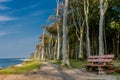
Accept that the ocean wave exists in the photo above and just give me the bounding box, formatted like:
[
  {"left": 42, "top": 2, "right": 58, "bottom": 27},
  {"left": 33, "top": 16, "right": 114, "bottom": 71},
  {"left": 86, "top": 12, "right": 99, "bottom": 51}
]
[{"left": 19, "top": 59, "right": 30, "bottom": 61}]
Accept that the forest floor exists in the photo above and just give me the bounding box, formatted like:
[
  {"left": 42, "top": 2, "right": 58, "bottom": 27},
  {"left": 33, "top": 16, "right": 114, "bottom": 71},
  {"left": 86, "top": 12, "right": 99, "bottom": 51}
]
[{"left": 0, "top": 62, "right": 120, "bottom": 80}]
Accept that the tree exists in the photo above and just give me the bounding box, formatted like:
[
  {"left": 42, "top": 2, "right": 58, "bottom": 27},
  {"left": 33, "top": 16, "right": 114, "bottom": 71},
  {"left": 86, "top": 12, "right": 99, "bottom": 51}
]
[
  {"left": 61, "top": 0, "right": 71, "bottom": 67},
  {"left": 30, "top": 0, "right": 120, "bottom": 62},
  {"left": 99, "top": 0, "right": 108, "bottom": 55},
  {"left": 84, "top": 0, "right": 91, "bottom": 57},
  {"left": 56, "top": 0, "right": 61, "bottom": 60},
  {"left": 69, "top": 0, "right": 85, "bottom": 59},
  {"left": 41, "top": 29, "right": 45, "bottom": 60}
]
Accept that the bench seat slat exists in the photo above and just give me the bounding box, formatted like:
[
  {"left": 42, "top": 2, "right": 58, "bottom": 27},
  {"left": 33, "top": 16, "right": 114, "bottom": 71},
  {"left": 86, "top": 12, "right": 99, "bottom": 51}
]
[
  {"left": 89, "top": 55, "right": 114, "bottom": 59},
  {"left": 88, "top": 59, "right": 112, "bottom": 62},
  {"left": 85, "top": 64, "right": 108, "bottom": 67}
]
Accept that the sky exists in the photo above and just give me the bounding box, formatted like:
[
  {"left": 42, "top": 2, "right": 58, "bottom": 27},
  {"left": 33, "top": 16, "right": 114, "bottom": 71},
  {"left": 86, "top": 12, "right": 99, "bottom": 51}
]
[{"left": 0, "top": 0, "right": 56, "bottom": 58}]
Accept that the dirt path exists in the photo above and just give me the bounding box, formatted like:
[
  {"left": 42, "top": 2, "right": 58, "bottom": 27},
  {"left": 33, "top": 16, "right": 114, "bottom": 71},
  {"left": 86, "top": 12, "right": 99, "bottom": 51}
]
[{"left": 0, "top": 62, "right": 119, "bottom": 80}]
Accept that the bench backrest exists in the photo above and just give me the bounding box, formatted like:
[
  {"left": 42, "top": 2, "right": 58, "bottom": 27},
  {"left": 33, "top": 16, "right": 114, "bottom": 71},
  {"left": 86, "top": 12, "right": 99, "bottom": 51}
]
[{"left": 88, "top": 54, "right": 114, "bottom": 63}]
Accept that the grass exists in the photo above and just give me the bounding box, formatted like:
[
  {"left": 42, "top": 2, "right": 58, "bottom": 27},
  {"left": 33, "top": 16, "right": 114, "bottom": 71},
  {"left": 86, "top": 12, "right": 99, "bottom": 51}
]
[
  {"left": 50, "top": 60, "right": 61, "bottom": 65},
  {"left": 0, "top": 60, "right": 41, "bottom": 74},
  {"left": 112, "top": 73, "right": 120, "bottom": 76},
  {"left": 70, "top": 59, "right": 86, "bottom": 68},
  {"left": 51, "top": 59, "right": 120, "bottom": 75},
  {"left": 50, "top": 59, "right": 87, "bottom": 68},
  {"left": 111, "top": 60, "right": 120, "bottom": 66}
]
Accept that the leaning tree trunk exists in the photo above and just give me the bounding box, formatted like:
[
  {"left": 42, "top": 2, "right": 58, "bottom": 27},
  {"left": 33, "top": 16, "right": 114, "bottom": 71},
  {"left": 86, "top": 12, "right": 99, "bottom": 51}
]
[
  {"left": 56, "top": 0, "right": 61, "bottom": 60},
  {"left": 99, "top": 0, "right": 108, "bottom": 55},
  {"left": 70, "top": 4, "right": 84, "bottom": 59},
  {"left": 84, "top": 0, "right": 91, "bottom": 57},
  {"left": 61, "top": 0, "right": 71, "bottom": 68}
]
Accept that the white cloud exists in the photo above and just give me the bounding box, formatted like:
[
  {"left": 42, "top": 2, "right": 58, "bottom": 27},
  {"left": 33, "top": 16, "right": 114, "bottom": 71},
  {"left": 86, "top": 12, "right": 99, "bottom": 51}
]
[
  {"left": 0, "top": 31, "right": 19, "bottom": 37},
  {"left": 0, "top": 32, "right": 9, "bottom": 37},
  {"left": 22, "top": 3, "right": 40, "bottom": 10},
  {"left": 0, "top": 16, "right": 16, "bottom": 21},
  {"left": 0, "top": 5, "right": 10, "bottom": 10},
  {"left": 0, "top": 0, "right": 12, "bottom": 3}
]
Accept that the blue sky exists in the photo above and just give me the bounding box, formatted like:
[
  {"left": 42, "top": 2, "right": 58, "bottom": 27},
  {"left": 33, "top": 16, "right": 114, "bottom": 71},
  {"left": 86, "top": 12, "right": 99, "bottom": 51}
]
[{"left": 0, "top": 0, "right": 56, "bottom": 58}]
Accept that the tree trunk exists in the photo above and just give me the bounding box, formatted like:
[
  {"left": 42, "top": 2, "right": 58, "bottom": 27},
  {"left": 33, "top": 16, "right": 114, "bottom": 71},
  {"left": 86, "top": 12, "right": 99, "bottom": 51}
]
[
  {"left": 70, "top": 4, "right": 84, "bottom": 59},
  {"left": 99, "top": 0, "right": 108, "bottom": 55},
  {"left": 34, "top": 50, "right": 38, "bottom": 59},
  {"left": 54, "top": 39, "right": 57, "bottom": 60},
  {"left": 79, "top": 27, "right": 84, "bottom": 59},
  {"left": 112, "top": 39, "right": 115, "bottom": 55},
  {"left": 116, "top": 33, "right": 119, "bottom": 59},
  {"left": 56, "top": 0, "right": 61, "bottom": 60},
  {"left": 61, "top": 0, "right": 71, "bottom": 68},
  {"left": 84, "top": 0, "right": 91, "bottom": 57},
  {"left": 38, "top": 46, "right": 41, "bottom": 60},
  {"left": 104, "top": 26, "right": 107, "bottom": 54},
  {"left": 41, "top": 32, "right": 45, "bottom": 60},
  {"left": 48, "top": 35, "right": 52, "bottom": 59},
  {"left": 99, "top": 11, "right": 104, "bottom": 55},
  {"left": 51, "top": 35, "right": 54, "bottom": 59}
]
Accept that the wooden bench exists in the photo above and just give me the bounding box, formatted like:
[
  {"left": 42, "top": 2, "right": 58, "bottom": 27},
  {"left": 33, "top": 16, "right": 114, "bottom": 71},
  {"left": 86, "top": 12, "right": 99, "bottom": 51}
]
[{"left": 85, "top": 54, "right": 114, "bottom": 74}]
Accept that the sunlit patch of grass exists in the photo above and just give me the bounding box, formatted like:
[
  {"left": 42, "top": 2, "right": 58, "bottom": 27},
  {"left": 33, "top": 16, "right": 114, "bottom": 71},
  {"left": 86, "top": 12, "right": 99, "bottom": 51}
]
[
  {"left": 50, "top": 60, "right": 61, "bottom": 65},
  {"left": 0, "top": 60, "right": 41, "bottom": 74},
  {"left": 50, "top": 59, "right": 87, "bottom": 68},
  {"left": 70, "top": 59, "right": 86, "bottom": 68}
]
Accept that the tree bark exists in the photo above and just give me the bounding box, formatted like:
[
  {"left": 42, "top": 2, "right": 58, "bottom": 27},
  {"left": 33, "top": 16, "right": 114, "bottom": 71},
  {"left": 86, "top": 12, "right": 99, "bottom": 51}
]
[
  {"left": 116, "top": 33, "right": 119, "bottom": 58},
  {"left": 41, "top": 32, "right": 45, "bottom": 60},
  {"left": 99, "top": 0, "right": 108, "bottom": 55},
  {"left": 56, "top": 0, "right": 61, "bottom": 60},
  {"left": 34, "top": 50, "right": 38, "bottom": 59},
  {"left": 54, "top": 39, "right": 57, "bottom": 60},
  {"left": 79, "top": 27, "right": 84, "bottom": 59},
  {"left": 84, "top": 0, "right": 91, "bottom": 57},
  {"left": 48, "top": 35, "right": 52, "bottom": 59},
  {"left": 61, "top": 0, "right": 71, "bottom": 68}
]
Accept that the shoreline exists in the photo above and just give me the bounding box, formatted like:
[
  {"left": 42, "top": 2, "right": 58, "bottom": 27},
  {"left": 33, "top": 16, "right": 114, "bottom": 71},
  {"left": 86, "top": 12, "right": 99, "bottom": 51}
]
[
  {"left": 14, "top": 59, "right": 32, "bottom": 67},
  {"left": 0, "top": 60, "right": 40, "bottom": 74},
  {"left": 0, "top": 58, "right": 31, "bottom": 69}
]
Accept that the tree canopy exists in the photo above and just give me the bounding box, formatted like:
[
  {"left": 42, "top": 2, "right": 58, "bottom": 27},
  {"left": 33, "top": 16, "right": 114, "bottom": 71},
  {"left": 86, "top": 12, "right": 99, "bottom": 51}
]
[{"left": 31, "top": 0, "right": 120, "bottom": 63}]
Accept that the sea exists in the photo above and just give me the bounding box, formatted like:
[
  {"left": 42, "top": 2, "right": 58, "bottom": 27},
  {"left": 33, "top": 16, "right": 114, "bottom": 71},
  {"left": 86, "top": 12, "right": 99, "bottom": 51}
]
[{"left": 0, "top": 58, "right": 25, "bottom": 68}]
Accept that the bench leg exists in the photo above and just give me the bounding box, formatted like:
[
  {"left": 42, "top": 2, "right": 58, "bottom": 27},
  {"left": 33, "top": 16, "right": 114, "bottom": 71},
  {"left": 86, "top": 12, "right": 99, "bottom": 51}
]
[
  {"left": 86, "top": 66, "right": 93, "bottom": 72},
  {"left": 89, "top": 67, "right": 92, "bottom": 71},
  {"left": 98, "top": 67, "right": 105, "bottom": 75},
  {"left": 98, "top": 67, "right": 101, "bottom": 74}
]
